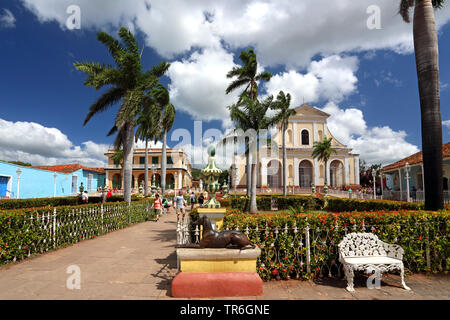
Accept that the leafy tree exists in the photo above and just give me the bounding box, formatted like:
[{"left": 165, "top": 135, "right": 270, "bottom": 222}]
[
  {"left": 229, "top": 94, "right": 277, "bottom": 213},
  {"left": 74, "top": 26, "right": 169, "bottom": 202},
  {"left": 270, "top": 91, "right": 296, "bottom": 196},
  {"left": 312, "top": 137, "right": 337, "bottom": 187},
  {"left": 399, "top": 0, "right": 445, "bottom": 210},
  {"left": 226, "top": 48, "right": 272, "bottom": 198}
]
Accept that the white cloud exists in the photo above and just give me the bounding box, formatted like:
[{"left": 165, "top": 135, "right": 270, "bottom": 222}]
[
  {"left": 264, "top": 55, "right": 359, "bottom": 106},
  {"left": 0, "top": 118, "right": 109, "bottom": 167},
  {"left": 20, "top": 0, "right": 450, "bottom": 67},
  {"left": 443, "top": 120, "right": 450, "bottom": 132},
  {"left": 0, "top": 9, "right": 16, "bottom": 28},
  {"left": 167, "top": 47, "right": 240, "bottom": 124},
  {"left": 316, "top": 103, "right": 419, "bottom": 165}
]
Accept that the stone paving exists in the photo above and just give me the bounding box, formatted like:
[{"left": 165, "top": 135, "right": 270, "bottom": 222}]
[{"left": 0, "top": 208, "right": 448, "bottom": 300}]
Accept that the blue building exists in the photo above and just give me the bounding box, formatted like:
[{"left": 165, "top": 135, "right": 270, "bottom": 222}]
[{"left": 0, "top": 162, "right": 105, "bottom": 199}]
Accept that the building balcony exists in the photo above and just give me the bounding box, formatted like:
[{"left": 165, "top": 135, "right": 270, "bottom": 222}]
[{"left": 106, "top": 164, "right": 189, "bottom": 170}]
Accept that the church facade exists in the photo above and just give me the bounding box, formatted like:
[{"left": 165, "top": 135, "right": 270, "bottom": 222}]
[{"left": 232, "top": 104, "right": 360, "bottom": 190}]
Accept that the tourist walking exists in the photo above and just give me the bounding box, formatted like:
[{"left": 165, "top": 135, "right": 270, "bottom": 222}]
[
  {"left": 198, "top": 193, "right": 204, "bottom": 208},
  {"left": 152, "top": 194, "right": 163, "bottom": 222},
  {"left": 81, "top": 191, "right": 89, "bottom": 204},
  {"left": 190, "top": 192, "right": 196, "bottom": 211},
  {"left": 175, "top": 190, "right": 186, "bottom": 223}
]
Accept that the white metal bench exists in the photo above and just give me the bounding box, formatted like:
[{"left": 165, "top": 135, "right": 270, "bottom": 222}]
[{"left": 338, "top": 232, "right": 411, "bottom": 292}]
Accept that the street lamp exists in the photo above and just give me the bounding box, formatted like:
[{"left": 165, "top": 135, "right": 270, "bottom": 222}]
[
  {"left": 405, "top": 162, "right": 411, "bottom": 202},
  {"left": 372, "top": 168, "right": 376, "bottom": 199},
  {"left": 53, "top": 172, "right": 58, "bottom": 197},
  {"left": 380, "top": 172, "right": 384, "bottom": 200},
  {"left": 16, "top": 168, "right": 22, "bottom": 199}
]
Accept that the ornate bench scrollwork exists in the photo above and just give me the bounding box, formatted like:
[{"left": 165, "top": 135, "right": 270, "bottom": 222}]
[{"left": 338, "top": 232, "right": 411, "bottom": 292}]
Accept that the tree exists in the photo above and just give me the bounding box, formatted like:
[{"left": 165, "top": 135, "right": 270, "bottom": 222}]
[
  {"left": 159, "top": 103, "right": 176, "bottom": 197},
  {"left": 229, "top": 94, "right": 277, "bottom": 213},
  {"left": 399, "top": 0, "right": 445, "bottom": 210},
  {"left": 312, "top": 137, "right": 337, "bottom": 187},
  {"left": 270, "top": 91, "right": 297, "bottom": 196},
  {"left": 74, "top": 26, "right": 169, "bottom": 202},
  {"left": 226, "top": 48, "right": 272, "bottom": 198},
  {"left": 135, "top": 103, "right": 161, "bottom": 196}
]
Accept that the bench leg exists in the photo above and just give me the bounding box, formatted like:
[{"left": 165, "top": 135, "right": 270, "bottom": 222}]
[
  {"left": 343, "top": 265, "right": 354, "bottom": 292},
  {"left": 400, "top": 265, "right": 411, "bottom": 291}
]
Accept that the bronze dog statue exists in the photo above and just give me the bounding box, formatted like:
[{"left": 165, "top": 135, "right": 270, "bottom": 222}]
[{"left": 177, "top": 216, "right": 255, "bottom": 250}]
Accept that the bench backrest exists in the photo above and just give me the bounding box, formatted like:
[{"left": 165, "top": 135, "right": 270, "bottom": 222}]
[{"left": 338, "top": 232, "right": 387, "bottom": 258}]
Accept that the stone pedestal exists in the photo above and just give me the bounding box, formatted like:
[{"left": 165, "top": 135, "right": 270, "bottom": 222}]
[
  {"left": 197, "top": 208, "right": 226, "bottom": 231},
  {"left": 172, "top": 248, "right": 263, "bottom": 298}
]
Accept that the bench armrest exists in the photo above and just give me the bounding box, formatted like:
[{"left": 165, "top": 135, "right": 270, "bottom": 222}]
[{"left": 382, "top": 242, "right": 404, "bottom": 260}]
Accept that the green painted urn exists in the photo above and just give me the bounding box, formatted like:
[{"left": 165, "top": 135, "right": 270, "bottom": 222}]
[{"left": 201, "top": 146, "right": 222, "bottom": 208}]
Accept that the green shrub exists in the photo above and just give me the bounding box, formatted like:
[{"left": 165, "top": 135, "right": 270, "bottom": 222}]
[
  {"left": 326, "top": 198, "right": 423, "bottom": 212},
  {"left": 223, "top": 208, "right": 449, "bottom": 280},
  {"left": 0, "top": 200, "right": 154, "bottom": 265},
  {"left": 0, "top": 195, "right": 142, "bottom": 210}
]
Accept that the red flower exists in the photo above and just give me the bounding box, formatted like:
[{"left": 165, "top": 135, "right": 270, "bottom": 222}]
[
  {"left": 315, "top": 267, "right": 319, "bottom": 272},
  {"left": 418, "top": 236, "right": 422, "bottom": 241},
  {"left": 283, "top": 269, "right": 287, "bottom": 273},
  {"left": 272, "top": 269, "right": 278, "bottom": 275}
]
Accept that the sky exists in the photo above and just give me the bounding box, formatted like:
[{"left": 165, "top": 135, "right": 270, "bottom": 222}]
[{"left": 0, "top": 0, "right": 449, "bottom": 169}]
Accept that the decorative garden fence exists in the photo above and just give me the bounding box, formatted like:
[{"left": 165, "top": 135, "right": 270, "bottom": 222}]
[
  {"left": 0, "top": 201, "right": 154, "bottom": 265},
  {"left": 177, "top": 216, "right": 448, "bottom": 280}
]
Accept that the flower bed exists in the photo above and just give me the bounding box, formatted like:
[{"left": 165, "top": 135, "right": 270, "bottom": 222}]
[
  {"left": 222, "top": 208, "right": 449, "bottom": 280},
  {"left": 0, "top": 200, "right": 155, "bottom": 265}
]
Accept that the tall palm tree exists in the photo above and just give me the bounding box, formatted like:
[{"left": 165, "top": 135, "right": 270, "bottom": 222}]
[
  {"left": 226, "top": 48, "right": 272, "bottom": 197},
  {"left": 399, "top": 0, "right": 445, "bottom": 210},
  {"left": 312, "top": 137, "right": 337, "bottom": 188},
  {"left": 229, "top": 94, "right": 276, "bottom": 213},
  {"left": 270, "top": 91, "right": 297, "bottom": 196},
  {"left": 74, "top": 26, "right": 169, "bottom": 202},
  {"left": 135, "top": 103, "right": 161, "bottom": 196},
  {"left": 160, "top": 103, "right": 176, "bottom": 197}
]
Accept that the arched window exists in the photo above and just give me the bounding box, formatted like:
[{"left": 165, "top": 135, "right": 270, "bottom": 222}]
[{"left": 301, "top": 130, "right": 309, "bottom": 145}]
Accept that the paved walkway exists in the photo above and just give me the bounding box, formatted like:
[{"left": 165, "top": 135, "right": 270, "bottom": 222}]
[{"left": 0, "top": 209, "right": 448, "bottom": 300}]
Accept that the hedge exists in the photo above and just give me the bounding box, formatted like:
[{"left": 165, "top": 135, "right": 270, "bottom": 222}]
[
  {"left": 222, "top": 208, "right": 448, "bottom": 280},
  {"left": 0, "top": 195, "right": 143, "bottom": 210},
  {"left": 0, "top": 200, "right": 155, "bottom": 265},
  {"left": 217, "top": 195, "right": 428, "bottom": 213}
]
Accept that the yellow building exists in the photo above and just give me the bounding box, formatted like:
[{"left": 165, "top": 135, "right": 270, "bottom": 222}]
[
  {"left": 104, "top": 148, "right": 192, "bottom": 191},
  {"left": 232, "top": 104, "right": 360, "bottom": 190}
]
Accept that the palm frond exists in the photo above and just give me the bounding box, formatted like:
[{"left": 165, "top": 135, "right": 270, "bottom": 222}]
[{"left": 83, "top": 87, "right": 124, "bottom": 125}]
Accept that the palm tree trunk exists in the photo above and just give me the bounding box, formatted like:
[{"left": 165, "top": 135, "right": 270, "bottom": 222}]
[
  {"left": 245, "top": 136, "right": 251, "bottom": 197},
  {"left": 161, "top": 129, "right": 167, "bottom": 197},
  {"left": 282, "top": 122, "right": 287, "bottom": 196},
  {"left": 144, "top": 139, "right": 148, "bottom": 197},
  {"left": 250, "top": 139, "right": 258, "bottom": 214},
  {"left": 122, "top": 121, "right": 134, "bottom": 203},
  {"left": 413, "top": 0, "right": 443, "bottom": 210}
]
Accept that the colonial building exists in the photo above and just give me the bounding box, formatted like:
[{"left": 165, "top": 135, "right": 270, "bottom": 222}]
[
  {"left": 232, "top": 104, "right": 360, "bottom": 190},
  {"left": 104, "top": 148, "right": 192, "bottom": 191},
  {"left": 381, "top": 142, "right": 450, "bottom": 201}
]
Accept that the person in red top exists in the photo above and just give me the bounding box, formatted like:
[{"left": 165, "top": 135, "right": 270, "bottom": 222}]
[{"left": 152, "top": 193, "right": 163, "bottom": 222}]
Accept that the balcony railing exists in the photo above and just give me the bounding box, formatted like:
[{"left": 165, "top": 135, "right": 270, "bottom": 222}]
[{"left": 106, "top": 163, "right": 188, "bottom": 170}]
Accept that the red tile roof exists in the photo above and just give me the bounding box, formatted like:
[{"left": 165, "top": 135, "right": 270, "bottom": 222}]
[
  {"left": 31, "top": 164, "right": 105, "bottom": 175},
  {"left": 381, "top": 142, "right": 450, "bottom": 172}
]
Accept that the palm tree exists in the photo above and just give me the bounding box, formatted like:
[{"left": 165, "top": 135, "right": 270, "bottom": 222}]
[
  {"left": 160, "top": 103, "right": 176, "bottom": 197},
  {"left": 399, "top": 0, "right": 445, "bottom": 210},
  {"left": 135, "top": 103, "right": 162, "bottom": 196},
  {"left": 312, "top": 137, "right": 337, "bottom": 188},
  {"left": 74, "top": 26, "right": 169, "bottom": 202},
  {"left": 271, "top": 91, "right": 297, "bottom": 196},
  {"left": 226, "top": 48, "right": 272, "bottom": 197},
  {"left": 229, "top": 94, "right": 276, "bottom": 213}
]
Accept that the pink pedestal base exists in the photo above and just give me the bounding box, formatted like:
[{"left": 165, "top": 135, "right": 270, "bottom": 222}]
[{"left": 171, "top": 272, "right": 263, "bottom": 298}]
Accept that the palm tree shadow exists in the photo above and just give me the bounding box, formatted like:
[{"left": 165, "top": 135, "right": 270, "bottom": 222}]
[
  {"left": 313, "top": 273, "right": 401, "bottom": 290},
  {"left": 152, "top": 251, "right": 178, "bottom": 296}
]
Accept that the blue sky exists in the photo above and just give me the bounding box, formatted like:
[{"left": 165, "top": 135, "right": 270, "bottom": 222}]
[{"left": 0, "top": 0, "right": 449, "bottom": 168}]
